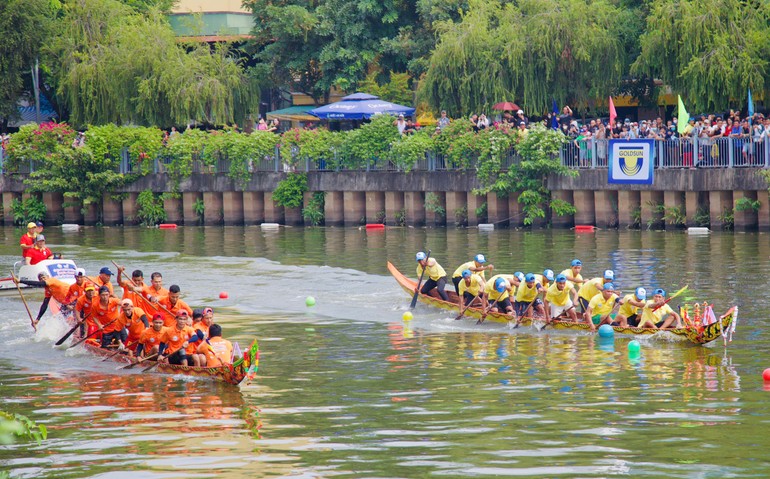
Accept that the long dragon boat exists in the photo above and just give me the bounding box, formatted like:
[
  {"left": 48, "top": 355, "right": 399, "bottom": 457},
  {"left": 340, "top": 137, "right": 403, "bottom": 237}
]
[
  {"left": 388, "top": 261, "right": 735, "bottom": 346},
  {"left": 78, "top": 338, "right": 259, "bottom": 386}
]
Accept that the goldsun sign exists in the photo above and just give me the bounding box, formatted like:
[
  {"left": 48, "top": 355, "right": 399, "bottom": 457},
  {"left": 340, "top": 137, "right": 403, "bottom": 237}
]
[{"left": 608, "top": 139, "right": 654, "bottom": 185}]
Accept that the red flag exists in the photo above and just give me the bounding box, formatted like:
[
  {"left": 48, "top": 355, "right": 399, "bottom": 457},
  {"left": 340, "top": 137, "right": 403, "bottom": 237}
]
[{"left": 608, "top": 96, "right": 617, "bottom": 127}]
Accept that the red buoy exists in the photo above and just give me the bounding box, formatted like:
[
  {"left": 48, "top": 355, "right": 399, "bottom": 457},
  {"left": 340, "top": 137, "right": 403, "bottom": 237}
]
[
  {"left": 574, "top": 225, "right": 596, "bottom": 233},
  {"left": 219, "top": 291, "right": 229, "bottom": 299},
  {"left": 365, "top": 224, "right": 385, "bottom": 230},
  {"left": 159, "top": 224, "right": 178, "bottom": 229}
]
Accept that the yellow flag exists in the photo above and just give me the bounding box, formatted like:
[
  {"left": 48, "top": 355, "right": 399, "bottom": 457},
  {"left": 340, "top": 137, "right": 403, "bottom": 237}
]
[{"left": 677, "top": 95, "right": 689, "bottom": 134}]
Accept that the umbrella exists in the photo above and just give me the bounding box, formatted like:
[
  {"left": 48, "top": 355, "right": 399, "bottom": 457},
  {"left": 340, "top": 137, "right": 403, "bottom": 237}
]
[
  {"left": 309, "top": 94, "right": 415, "bottom": 120},
  {"left": 493, "top": 102, "right": 520, "bottom": 111}
]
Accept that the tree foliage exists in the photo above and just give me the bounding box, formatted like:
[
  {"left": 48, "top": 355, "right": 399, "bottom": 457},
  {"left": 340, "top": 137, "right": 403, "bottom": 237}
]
[
  {"left": 418, "top": 0, "right": 627, "bottom": 117},
  {"left": 45, "top": 0, "right": 259, "bottom": 128},
  {"left": 633, "top": 0, "right": 770, "bottom": 112},
  {"left": 0, "top": 0, "right": 56, "bottom": 127}
]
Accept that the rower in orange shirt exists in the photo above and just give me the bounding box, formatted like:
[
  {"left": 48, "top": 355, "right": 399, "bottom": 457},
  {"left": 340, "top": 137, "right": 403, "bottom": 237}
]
[
  {"left": 115, "top": 265, "right": 149, "bottom": 306},
  {"left": 159, "top": 312, "right": 202, "bottom": 366},
  {"left": 90, "top": 286, "right": 123, "bottom": 348},
  {"left": 194, "top": 324, "right": 233, "bottom": 367},
  {"left": 191, "top": 307, "right": 214, "bottom": 338},
  {"left": 91, "top": 267, "right": 115, "bottom": 296},
  {"left": 143, "top": 272, "right": 169, "bottom": 301},
  {"left": 19, "top": 272, "right": 71, "bottom": 325},
  {"left": 118, "top": 299, "right": 148, "bottom": 351},
  {"left": 19, "top": 222, "right": 37, "bottom": 261},
  {"left": 75, "top": 285, "right": 97, "bottom": 337},
  {"left": 64, "top": 269, "right": 88, "bottom": 305},
  {"left": 157, "top": 284, "right": 193, "bottom": 327},
  {"left": 136, "top": 314, "right": 168, "bottom": 358}
]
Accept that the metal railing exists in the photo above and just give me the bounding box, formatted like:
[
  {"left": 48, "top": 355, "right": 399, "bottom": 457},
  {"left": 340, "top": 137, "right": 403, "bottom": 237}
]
[{"left": 559, "top": 137, "right": 770, "bottom": 169}]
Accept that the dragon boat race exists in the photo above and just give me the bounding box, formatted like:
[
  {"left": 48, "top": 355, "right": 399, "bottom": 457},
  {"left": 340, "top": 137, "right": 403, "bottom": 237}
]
[{"left": 1, "top": 225, "right": 769, "bottom": 478}]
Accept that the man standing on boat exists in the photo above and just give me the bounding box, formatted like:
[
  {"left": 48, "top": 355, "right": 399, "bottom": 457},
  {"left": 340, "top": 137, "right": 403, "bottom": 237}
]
[
  {"left": 19, "top": 222, "right": 37, "bottom": 261},
  {"left": 577, "top": 270, "right": 615, "bottom": 316},
  {"left": 415, "top": 252, "right": 449, "bottom": 301},
  {"left": 451, "top": 254, "right": 494, "bottom": 293},
  {"left": 544, "top": 274, "right": 579, "bottom": 323}
]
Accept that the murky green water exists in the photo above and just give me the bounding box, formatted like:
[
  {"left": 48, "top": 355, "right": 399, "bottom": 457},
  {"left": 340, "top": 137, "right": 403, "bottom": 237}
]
[{"left": 1, "top": 226, "right": 769, "bottom": 478}]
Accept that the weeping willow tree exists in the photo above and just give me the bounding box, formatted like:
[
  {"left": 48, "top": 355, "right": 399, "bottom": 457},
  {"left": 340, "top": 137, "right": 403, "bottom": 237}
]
[
  {"left": 417, "top": 0, "right": 626, "bottom": 116},
  {"left": 633, "top": 0, "right": 770, "bottom": 112},
  {"left": 45, "top": 0, "right": 259, "bottom": 127}
]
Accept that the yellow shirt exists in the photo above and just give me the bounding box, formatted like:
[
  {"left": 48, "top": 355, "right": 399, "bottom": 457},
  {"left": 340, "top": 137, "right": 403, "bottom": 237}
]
[
  {"left": 545, "top": 283, "right": 573, "bottom": 307},
  {"left": 458, "top": 274, "right": 484, "bottom": 297},
  {"left": 484, "top": 274, "right": 512, "bottom": 302},
  {"left": 452, "top": 261, "right": 486, "bottom": 279},
  {"left": 618, "top": 293, "right": 642, "bottom": 318},
  {"left": 560, "top": 268, "right": 582, "bottom": 284},
  {"left": 515, "top": 282, "right": 539, "bottom": 303},
  {"left": 640, "top": 301, "right": 675, "bottom": 325},
  {"left": 588, "top": 292, "right": 619, "bottom": 316},
  {"left": 534, "top": 274, "right": 551, "bottom": 291},
  {"left": 417, "top": 259, "right": 446, "bottom": 281},
  {"left": 578, "top": 278, "right": 604, "bottom": 301}
]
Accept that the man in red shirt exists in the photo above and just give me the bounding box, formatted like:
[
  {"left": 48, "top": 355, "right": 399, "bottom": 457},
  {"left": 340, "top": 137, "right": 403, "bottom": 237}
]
[
  {"left": 27, "top": 235, "right": 53, "bottom": 265},
  {"left": 19, "top": 222, "right": 36, "bottom": 260}
]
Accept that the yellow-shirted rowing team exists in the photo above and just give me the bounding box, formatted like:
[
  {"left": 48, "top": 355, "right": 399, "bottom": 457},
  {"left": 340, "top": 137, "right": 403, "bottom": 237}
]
[{"left": 414, "top": 252, "right": 682, "bottom": 330}]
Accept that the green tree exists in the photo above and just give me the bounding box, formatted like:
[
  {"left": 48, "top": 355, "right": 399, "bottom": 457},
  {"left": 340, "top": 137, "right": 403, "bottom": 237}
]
[
  {"left": 633, "top": 0, "right": 770, "bottom": 112},
  {"left": 0, "top": 0, "right": 56, "bottom": 130},
  {"left": 418, "top": 0, "right": 627, "bottom": 117},
  {"left": 45, "top": 0, "right": 259, "bottom": 128}
]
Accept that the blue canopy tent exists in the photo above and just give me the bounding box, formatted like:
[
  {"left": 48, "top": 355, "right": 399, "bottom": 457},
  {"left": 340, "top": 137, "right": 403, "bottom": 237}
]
[{"left": 309, "top": 93, "right": 415, "bottom": 120}]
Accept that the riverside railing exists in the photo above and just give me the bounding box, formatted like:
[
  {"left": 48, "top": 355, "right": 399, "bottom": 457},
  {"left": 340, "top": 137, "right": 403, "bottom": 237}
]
[
  {"left": 4, "top": 139, "right": 770, "bottom": 176},
  {"left": 559, "top": 137, "right": 770, "bottom": 169}
]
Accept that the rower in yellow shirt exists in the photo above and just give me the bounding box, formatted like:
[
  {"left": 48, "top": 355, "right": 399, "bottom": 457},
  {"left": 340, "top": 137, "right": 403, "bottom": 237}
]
[
  {"left": 616, "top": 287, "right": 648, "bottom": 327},
  {"left": 585, "top": 283, "right": 620, "bottom": 331},
  {"left": 456, "top": 269, "right": 486, "bottom": 310},
  {"left": 544, "top": 274, "right": 579, "bottom": 323},
  {"left": 637, "top": 289, "right": 682, "bottom": 329},
  {"left": 483, "top": 276, "right": 515, "bottom": 318},
  {"left": 451, "top": 254, "right": 494, "bottom": 293},
  {"left": 415, "top": 252, "right": 449, "bottom": 301},
  {"left": 514, "top": 273, "right": 547, "bottom": 318},
  {"left": 560, "top": 259, "right": 585, "bottom": 286},
  {"left": 534, "top": 269, "right": 555, "bottom": 292},
  {"left": 577, "top": 269, "right": 614, "bottom": 313}
]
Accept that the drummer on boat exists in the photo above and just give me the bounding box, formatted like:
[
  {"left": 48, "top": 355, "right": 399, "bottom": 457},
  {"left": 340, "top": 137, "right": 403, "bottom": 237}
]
[
  {"left": 415, "top": 252, "right": 449, "bottom": 301},
  {"left": 451, "top": 254, "right": 494, "bottom": 293}
]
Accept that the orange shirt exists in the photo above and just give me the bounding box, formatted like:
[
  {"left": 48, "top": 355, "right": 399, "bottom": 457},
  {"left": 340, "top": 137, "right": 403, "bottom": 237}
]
[
  {"left": 123, "top": 307, "right": 148, "bottom": 344},
  {"left": 91, "top": 297, "right": 122, "bottom": 333},
  {"left": 90, "top": 276, "right": 114, "bottom": 296},
  {"left": 196, "top": 337, "right": 233, "bottom": 367},
  {"left": 43, "top": 278, "right": 71, "bottom": 304},
  {"left": 190, "top": 322, "right": 209, "bottom": 338},
  {"left": 139, "top": 326, "right": 169, "bottom": 353},
  {"left": 157, "top": 296, "right": 193, "bottom": 327},
  {"left": 162, "top": 325, "right": 196, "bottom": 354},
  {"left": 65, "top": 282, "right": 86, "bottom": 304}
]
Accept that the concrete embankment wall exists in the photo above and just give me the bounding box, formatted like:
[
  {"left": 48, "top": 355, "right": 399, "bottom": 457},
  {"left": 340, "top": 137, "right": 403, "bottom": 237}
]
[{"left": 1, "top": 169, "right": 768, "bottom": 230}]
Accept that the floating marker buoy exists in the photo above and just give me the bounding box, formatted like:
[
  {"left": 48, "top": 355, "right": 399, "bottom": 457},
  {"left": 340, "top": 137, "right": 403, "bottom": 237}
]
[
  {"left": 628, "top": 340, "right": 641, "bottom": 354},
  {"left": 159, "top": 223, "right": 177, "bottom": 229},
  {"left": 687, "top": 227, "right": 710, "bottom": 235},
  {"left": 402, "top": 311, "right": 413, "bottom": 321},
  {"left": 61, "top": 224, "right": 80, "bottom": 231},
  {"left": 764, "top": 368, "right": 770, "bottom": 382},
  {"left": 365, "top": 224, "right": 385, "bottom": 229},
  {"left": 478, "top": 223, "right": 495, "bottom": 231},
  {"left": 306, "top": 296, "right": 316, "bottom": 307},
  {"left": 598, "top": 324, "right": 615, "bottom": 338},
  {"left": 574, "top": 225, "right": 596, "bottom": 232},
  {"left": 260, "top": 223, "right": 280, "bottom": 230},
  {"left": 219, "top": 291, "right": 229, "bottom": 299}
]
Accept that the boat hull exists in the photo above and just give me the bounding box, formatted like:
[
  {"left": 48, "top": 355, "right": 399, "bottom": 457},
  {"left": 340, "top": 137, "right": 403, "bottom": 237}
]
[
  {"left": 387, "top": 261, "right": 734, "bottom": 345},
  {"left": 80, "top": 339, "right": 258, "bottom": 386}
]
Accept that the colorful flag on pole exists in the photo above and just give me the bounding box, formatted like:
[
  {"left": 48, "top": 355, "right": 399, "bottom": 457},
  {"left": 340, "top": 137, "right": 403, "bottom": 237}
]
[
  {"left": 677, "top": 95, "right": 689, "bottom": 135},
  {"left": 551, "top": 99, "right": 559, "bottom": 130},
  {"left": 748, "top": 88, "right": 754, "bottom": 122},
  {"left": 608, "top": 96, "right": 617, "bottom": 128}
]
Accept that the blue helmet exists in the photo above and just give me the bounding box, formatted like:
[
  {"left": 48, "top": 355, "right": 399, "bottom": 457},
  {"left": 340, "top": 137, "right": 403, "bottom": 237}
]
[
  {"left": 543, "top": 269, "right": 554, "bottom": 282},
  {"left": 474, "top": 254, "right": 486, "bottom": 263},
  {"left": 571, "top": 259, "right": 582, "bottom": 267},
  {"left": 604, "top": 283, "right": 615, "bottom": 292},
  {"left": 555, "top": 274, "right": 567, "bottom": 283},
  {"left": 514, "top": 272, "right": 524, "bottom": 282},
  {"left": 415, "top": 252, "right": 427, "bottom": 262},
  {"left": 495, "top": 277, "right": 507, "bottom": 292},
  {"left": 525, "top": 273, "right": 536, "bottom": 282},
  {"left": 604, "top": 269, "right": 615, "bottom": 280},
  {"left": 635, "top": 287, "right": 647, "bottom": 300},
  {"left": 461, "top": 269, "right": 472, "bottom": 278},
  {"left": 654, "top": 288, "right": 666, "bottom": 297}
]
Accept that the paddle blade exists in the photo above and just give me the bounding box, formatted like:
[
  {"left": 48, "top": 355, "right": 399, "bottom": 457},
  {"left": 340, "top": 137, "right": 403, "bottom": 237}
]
[
  {"left": 55, "top": 324, "right": 79, "bottom": 346},
  {"left": 409, "top": 291, "right": 419, "bottom": 309},
  {"left": 142, "top": 361, "right": 160, "bottom": 372},
  {"left": 669, "top": 285, "right": 688, "bottom": 301}
]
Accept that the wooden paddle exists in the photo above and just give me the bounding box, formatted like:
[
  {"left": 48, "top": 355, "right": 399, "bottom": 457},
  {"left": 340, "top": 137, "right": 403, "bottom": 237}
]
[
  {"left": 410, "top": 250, "right": 431, "bottom": 309},
  {"left": 455, "top": 293, "right": 480, "bottom": 320},
  {"left": 68, "top": 316, "right": 120, "bottom": 349},
  {"left": 477, "top": 299, "right": 497, "bottom": 325},
  {"left": 142, "top": 347, "right": 185, "bottom": 372},
  {"left": 54, "top": 314, "right": 90, "bottom": 346},
  {"left": 121, "top": 352, "right": 159, "bottom": 370},
  {"left": 10, "top": 271, "right": 36, "bottom": 332},
  {"left": 101, "top": 341, "right": 135, "bottom": 361}
]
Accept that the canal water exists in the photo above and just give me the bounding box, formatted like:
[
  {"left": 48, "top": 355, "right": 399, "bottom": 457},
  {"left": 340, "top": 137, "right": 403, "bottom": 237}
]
[{"left": 0, "top": 226, "right": 769, "bottom": 478}]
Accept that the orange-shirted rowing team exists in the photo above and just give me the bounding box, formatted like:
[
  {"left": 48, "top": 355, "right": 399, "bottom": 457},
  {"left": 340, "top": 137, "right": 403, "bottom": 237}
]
[{"left": 22, "top": 265, "right": 234, "bottom": 368}]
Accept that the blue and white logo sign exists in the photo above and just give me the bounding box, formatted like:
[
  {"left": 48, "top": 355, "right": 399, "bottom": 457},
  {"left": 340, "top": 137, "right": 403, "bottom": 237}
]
[{"left": 608, "top": 139, "right": 654, "bottom": 185}]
